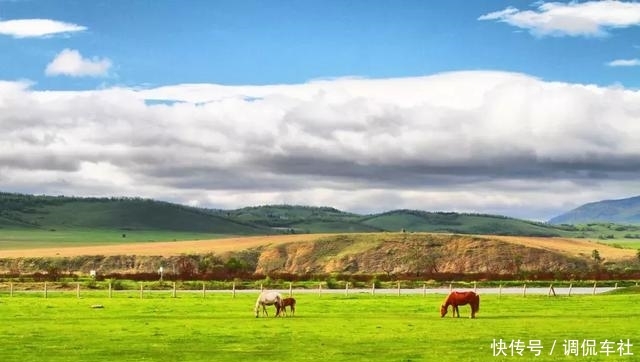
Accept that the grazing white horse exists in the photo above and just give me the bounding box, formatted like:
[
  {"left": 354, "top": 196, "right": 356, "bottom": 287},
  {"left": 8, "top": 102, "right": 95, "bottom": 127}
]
[{"left": 254, "top": 291, "right": 282, "bottom": 318}]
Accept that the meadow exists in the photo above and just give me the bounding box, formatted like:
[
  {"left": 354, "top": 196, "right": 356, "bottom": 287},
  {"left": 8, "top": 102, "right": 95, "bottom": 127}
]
[
  {"left": 0, "top": 291, "right": 638, "bottom": 361},
  {"left": 0, "top": 228, "right": 232, "bottom": 250}
]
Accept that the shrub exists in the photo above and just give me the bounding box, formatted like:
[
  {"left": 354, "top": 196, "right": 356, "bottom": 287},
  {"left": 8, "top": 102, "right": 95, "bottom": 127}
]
[{"left": 107, "top": 278, "right": 125, "bottom": 290}]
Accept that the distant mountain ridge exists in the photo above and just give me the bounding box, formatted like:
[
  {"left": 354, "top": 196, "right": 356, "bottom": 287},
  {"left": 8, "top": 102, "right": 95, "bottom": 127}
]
[
  {"left": 549, "top": 195, "right": 640, "bottom": 225},
  {"left": 0, "top": 192, "right": 574, "bottom": 237}
]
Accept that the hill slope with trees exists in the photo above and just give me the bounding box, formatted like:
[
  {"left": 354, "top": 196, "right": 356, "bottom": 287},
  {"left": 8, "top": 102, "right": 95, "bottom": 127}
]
[{"left": 1, "top": 192, "right": 633, "bottom": 243}]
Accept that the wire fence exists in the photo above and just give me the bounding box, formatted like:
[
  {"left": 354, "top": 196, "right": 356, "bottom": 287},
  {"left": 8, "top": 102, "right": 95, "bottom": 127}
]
[{"left": 0, "top": 280, "right": 631, "bottom": 299}]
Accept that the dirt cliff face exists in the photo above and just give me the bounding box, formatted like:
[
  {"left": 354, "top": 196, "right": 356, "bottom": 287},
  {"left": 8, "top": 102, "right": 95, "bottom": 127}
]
[
  {"left": 0, "top": 233, "right": 604, "bottom": 275},
  {"left": 254, "top": 233, "right": 591, "bottom": 275}
]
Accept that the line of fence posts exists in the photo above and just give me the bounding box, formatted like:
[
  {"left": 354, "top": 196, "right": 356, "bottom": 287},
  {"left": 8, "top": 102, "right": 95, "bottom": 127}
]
[{"left": 2, "top": 280, "right": 635, "bottom": 298}]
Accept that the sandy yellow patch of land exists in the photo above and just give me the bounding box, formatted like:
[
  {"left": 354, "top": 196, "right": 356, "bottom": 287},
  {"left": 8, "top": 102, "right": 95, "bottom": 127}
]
[
  {"left": 0, "top": 234, "right": 332, "bottom": 258},
  {"left": 486, "top": 235, "right": 636, "bottom": 261},
  {"left": 2, "top": 233, "right": 635, "bottom": 263}
]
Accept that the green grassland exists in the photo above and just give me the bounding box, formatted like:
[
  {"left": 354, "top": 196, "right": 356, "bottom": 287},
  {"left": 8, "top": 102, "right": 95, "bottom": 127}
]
[
  {"left": 0, "top": 229, "right": 231, "bottom": 249},
  {"left": 0, "top": 291, "right": 638, "bottom": 361}
]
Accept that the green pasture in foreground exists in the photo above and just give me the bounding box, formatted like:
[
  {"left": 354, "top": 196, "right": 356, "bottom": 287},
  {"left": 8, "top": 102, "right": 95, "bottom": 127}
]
[
  {"left": 0, "top": 292, "right": 638, "bottom": 362},
  {"left": 0, "top": 228, "right": 230, "bottom": 249}
]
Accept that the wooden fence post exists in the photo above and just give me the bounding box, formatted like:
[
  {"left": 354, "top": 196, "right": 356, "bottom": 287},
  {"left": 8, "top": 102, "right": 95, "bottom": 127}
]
[
  {"left": 592, "top": 282, "right": 597, "bottom": 295},
  {"left": 397, "top": 281, "right": 401, "bottom": 296},
  {"left": 260, "top": 283, "right": 264, "bottom": 292},
  {"left": 371, "top": 282, "right": 375, "bottom": 295},
  {"left": 568, "top": 283, "right": 573, "bottom": 296},
  {"left": 76, "top": 282, "right": 80, "bottom": 298},
  {"left": 345, "top": 282, "right": 349, "bottom": 296},
  {"left": 108, "top": 282, "right": 112, "bottom": 298},
  {"left": 9, "top": 282, "right": 13, "bottom": 297},
  {"left": 499, "top": 284, "right": 502, "bottom": 298},
  {"left": 44, "top": 282, "right": 48, "bottom": 299},
  {"left": 449, "top": 283, "right": 452, "bottom": 292},
  {"left": 172, "top": 282, "right": 177, "bottom": 298},
  {"left": 614, "top": 282, "right": 618, "bottom": 289},
  {"left": 289, "top": 282, "right": 293, "bottom": 297},
  {"left": 473, "top": 281, "right": 477, "bottom": 293},
  {"left": 423, "top": 283, "right": 427, "bottom": 297},
  {"left": 202, "top": 282, "right": 206, "bottom": 298},
  {"left": 232, "top": 282, "right": 236, "bottom": 299},
  {"left": 522, "top": 283, "right": 526, "bottom": 297},
  {"left": 140, "top": 283, "right": 144, "bottom": 299}
]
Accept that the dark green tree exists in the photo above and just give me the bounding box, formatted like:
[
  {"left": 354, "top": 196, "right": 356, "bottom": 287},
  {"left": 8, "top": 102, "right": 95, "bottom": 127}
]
[{"left": 591, "top": 249, "right": 603, "bottom": 264}]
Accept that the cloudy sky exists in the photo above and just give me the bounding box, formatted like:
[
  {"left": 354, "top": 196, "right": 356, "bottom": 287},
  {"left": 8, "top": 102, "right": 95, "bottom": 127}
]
[{"left": 2, "top": 0, "right": 640, "bottom": 221}]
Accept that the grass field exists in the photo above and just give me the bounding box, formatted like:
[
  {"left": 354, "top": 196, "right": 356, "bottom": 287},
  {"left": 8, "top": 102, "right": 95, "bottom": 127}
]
[
  {"left": 0, "top": 292, "right": 638, "bottom": 361},
  {"left": 0, "top": 228, "right": 237, "bottom": 250}
]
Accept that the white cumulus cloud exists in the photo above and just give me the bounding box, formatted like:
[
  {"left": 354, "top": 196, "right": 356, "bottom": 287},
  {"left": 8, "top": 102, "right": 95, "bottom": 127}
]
[
  {"left": 0, "top": 18, "right": 86, "bottom": 38},
  {"left": 45, "top": 49, "right": 112, "bottom": 77},
  {"left": 3, "top": 71, "right": 640, "bottom": 220},
  {"left": 607, "top": 58, "right": 640, "bottom": 67},
  {"left": 479, "top": 1, "right": 640, "bottom": 37}
]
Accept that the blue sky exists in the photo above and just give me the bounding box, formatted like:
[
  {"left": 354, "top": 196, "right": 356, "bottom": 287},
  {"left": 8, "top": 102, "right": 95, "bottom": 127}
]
[
  {"left": 2, "top": 0, "right": 640, "bottom": 220},
  {"left": 2, "top": 0, "right": 639, "bottom": 89}
]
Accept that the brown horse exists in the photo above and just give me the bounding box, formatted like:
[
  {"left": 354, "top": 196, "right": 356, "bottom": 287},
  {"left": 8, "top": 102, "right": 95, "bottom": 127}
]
[
  {"left": 440, "top": 291, "right": 480, "bottom": 318},
  {"left": 279, "top": 297, "right": 296, "bottom": 317}
]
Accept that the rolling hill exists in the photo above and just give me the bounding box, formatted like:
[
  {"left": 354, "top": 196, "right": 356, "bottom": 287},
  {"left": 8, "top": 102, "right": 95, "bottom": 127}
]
[
  {"left": 211, "top": 205, "right": 382, "bottom": 233},
  {"left": 359, "top": 210, "right": 564, "bottom": 236},
  {"left": 0, "top": 193, "right": 267, "bottom": 234},
  {"left": 549, "top": 195, "right": 640, "bottom": 225},
  {"left": 0, "top": 192, "right": 613, "bottom": 243}
]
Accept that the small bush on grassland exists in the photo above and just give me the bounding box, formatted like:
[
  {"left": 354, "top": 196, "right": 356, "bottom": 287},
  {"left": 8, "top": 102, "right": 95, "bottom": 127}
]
[
  {"left": 84, "top": 279, "right": 99, "bottom": 289},
  {"left": 107, "top": 279, "right": 125, "bottom": 290},
  {"left": 147, "top": 281, "right": 172, "bottom": 290},
  {"left": 324, "top": 277, "right": 344, "bottom": 289}
]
